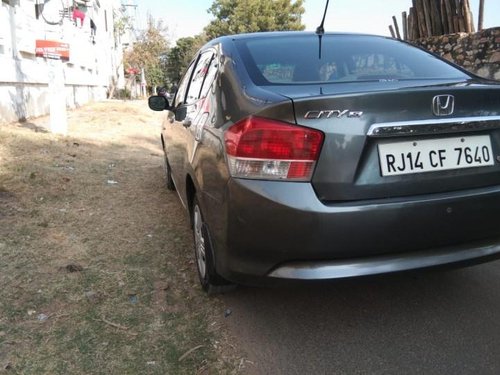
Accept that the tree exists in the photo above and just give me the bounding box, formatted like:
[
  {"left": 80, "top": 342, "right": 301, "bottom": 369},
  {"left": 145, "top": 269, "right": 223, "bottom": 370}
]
[
  {"left": 124, "top": 17, "right": 169, "bottom": 92},
  {"left": 108, "top": 12, "right": 134, "bottom": 99},
  {"left": 165, "top": 35, "right": 206, "bottom": 88},
  {"left": 204, "top": 0, "right": 305, "bottom": 39}
]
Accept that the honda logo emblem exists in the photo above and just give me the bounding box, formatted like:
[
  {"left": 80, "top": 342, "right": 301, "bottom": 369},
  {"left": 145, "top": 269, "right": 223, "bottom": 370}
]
[{"left": 432, "top": 95, "right": 455, "bottom": 116}]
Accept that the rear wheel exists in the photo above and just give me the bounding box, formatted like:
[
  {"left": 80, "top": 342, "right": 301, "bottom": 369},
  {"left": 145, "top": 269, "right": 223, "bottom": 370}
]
[
  {"left": 163, "top": 153, "right": 175, "bottom": 191},
  {"left": 192, "top": 196, "right": 236, "bottom": 294}
]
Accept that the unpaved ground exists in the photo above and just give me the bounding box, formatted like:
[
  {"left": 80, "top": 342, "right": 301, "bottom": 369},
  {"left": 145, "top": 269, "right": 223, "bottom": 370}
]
[
  {"left": 5, "top": 101, "right": 500, "bottom": 375},
  {"left": 0, "top": 100, "right": 245, "bottom": 374}
]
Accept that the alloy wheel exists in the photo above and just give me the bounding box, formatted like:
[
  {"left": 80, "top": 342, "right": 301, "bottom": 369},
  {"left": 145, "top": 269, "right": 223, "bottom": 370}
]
[{"left": 193, "top": 204, "right": 207, "bottom": 280}]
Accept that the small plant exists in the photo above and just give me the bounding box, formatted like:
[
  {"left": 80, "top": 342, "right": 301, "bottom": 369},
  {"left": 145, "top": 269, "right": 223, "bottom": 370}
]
[{"left": 116, "top": 88, "right": 131, "bottom": 99}]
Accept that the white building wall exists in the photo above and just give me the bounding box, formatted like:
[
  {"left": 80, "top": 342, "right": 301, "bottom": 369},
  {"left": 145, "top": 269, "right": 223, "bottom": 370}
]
[{"left": 0, "top": 0, "right": 124, "bottom": 123}]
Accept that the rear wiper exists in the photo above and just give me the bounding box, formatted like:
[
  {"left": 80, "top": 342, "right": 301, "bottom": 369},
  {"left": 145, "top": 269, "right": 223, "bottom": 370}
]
[{"left": 315, "top": 0, "right": 330, "bottom": 59}]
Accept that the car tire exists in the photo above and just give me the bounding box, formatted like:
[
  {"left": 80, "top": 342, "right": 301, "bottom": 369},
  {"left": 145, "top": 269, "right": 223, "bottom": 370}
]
[
  {"left": 192, "top": 196, "right": 236, "bottom": 295},
  {"left": 163, "top": 153, "right": 175, "bottom": 191}
]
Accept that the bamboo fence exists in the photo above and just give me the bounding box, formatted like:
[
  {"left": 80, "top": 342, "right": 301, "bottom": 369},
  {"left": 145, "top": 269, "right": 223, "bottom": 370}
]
[{"left": 390, "top": 0, "right": 475, "bottom": 41}]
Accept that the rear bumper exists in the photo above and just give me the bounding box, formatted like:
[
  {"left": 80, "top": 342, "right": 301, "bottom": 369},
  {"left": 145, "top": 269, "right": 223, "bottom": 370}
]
[
  {"left": 268, "top": 239, "right": 500, "bottom": 279},
  {"left": 211, "top": 179, "right": 500, "bottom": 285}
]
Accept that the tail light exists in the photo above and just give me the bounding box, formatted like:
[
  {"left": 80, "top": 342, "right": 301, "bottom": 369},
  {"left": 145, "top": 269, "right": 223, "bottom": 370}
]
[{"left": 224, "top": 116, "right": 324, "bottom": 181}]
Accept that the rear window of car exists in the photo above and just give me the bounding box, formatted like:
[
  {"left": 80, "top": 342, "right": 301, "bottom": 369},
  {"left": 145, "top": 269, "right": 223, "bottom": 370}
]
[{"left": 234, "top": 34, "right": 469, "bottom": 85}]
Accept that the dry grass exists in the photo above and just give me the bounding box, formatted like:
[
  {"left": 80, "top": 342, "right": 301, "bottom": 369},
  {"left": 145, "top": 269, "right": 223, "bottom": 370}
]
[{"left": 0, "top": 100, "right": 241, "bottom": 374}]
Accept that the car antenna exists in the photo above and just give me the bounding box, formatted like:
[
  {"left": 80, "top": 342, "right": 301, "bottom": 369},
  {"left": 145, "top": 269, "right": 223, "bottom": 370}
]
[{"left": 315, "top": 0, "right": 330, "bottom": 59}]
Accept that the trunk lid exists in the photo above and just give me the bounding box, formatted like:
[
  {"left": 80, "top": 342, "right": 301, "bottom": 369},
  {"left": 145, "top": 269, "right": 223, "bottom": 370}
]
[{"left": 283, "top": 80, "right": 500, "bottom": 202}]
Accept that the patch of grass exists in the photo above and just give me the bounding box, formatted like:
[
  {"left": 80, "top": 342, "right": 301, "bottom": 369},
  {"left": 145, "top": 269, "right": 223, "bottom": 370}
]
[{"left": 0, "top": 101, "right": 242, "bottom": 374}]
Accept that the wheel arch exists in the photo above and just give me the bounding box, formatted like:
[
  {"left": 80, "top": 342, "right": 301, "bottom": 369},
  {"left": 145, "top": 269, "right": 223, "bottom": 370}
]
[{"left": 186, "top": 174, "right": 196, "bottom": 226}]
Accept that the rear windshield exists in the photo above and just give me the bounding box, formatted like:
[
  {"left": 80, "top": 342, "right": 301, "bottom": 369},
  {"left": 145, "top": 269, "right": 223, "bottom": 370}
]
[{"left": 234, "top": 34, "right": 469, "bottom": 85}]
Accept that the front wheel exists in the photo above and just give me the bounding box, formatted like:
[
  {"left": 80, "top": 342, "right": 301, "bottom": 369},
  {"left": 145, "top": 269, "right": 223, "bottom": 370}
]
[{"left": 192, "top": 197, "right": 236, "bottom": 294}]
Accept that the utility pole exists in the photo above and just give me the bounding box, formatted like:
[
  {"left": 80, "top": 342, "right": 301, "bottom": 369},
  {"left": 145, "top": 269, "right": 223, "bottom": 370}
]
[{"left": 478, "top": 0, "right": 485, "bottom": 31}]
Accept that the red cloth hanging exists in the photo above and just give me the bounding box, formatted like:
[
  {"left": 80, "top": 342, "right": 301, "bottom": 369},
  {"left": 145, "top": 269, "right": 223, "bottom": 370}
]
[{"left": 72, "top": 8, "right": 85, "bottom": 26}]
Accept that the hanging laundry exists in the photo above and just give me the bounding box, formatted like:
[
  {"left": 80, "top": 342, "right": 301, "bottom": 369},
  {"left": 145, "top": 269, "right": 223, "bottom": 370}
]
[
  {"left": 72, "top": 7, "right": 85, "bottom": 27},
  {"left": 90, "top": 18, "right": 97, "bottom": 35},
  {"left": 89, "top": 18, "right": 97, "bottom": 44}
]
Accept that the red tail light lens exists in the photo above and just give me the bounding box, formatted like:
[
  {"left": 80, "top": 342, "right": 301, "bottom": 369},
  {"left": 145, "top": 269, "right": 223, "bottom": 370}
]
[{"left": 224, "top": 117, "right": 324, "bottom": 181}]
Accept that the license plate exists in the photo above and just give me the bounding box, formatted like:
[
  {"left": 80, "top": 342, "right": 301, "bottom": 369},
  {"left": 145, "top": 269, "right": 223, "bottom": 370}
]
[{"left": 378, "top": 135, "right": 494, "bottom": 176}]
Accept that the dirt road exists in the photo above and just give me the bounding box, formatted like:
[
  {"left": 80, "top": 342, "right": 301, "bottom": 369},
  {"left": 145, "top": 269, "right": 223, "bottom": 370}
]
[
  {"left": 0, "top": 100, "right": 242, "bottom": 374},
  {"left": 4, "top": 100, "right": 500, "bottom": 374}
]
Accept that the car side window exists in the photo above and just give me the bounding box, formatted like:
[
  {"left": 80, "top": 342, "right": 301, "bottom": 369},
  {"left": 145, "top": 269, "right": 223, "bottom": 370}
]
[
  {"left": 199, "top": 53, "right": 218, "bottom": 99},
  {"left": 173, "top": 61, "right": 195, "bottom": 108},
  {"left": 186, "top": 51, "right": 214, "bottom": 105}
]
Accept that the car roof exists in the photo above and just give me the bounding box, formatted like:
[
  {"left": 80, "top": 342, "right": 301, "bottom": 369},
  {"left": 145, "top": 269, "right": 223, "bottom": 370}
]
[
  {"left": 204, "top": 31, "right": 394, "bottom": 50},
  {"left": 224, "top": 31, "right": 390, "bottom": 41}
]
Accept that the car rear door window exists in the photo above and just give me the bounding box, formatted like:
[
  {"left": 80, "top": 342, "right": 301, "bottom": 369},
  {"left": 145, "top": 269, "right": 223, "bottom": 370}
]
[
  {"left": 199, "top": 53, "right": 218, "bottom": 99},
  {"left": 186, "top": 51, "right": 215, "bottom": 104}
]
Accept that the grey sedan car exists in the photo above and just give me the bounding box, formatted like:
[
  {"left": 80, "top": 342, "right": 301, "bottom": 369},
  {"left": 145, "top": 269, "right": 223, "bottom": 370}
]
[{"left": 149, "top": 32, "right": 500, "bottom": 293}]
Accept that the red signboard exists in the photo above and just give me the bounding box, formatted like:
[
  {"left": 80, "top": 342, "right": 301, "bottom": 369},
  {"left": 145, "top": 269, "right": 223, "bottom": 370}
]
[{"left": 35, "top": 40, "right": 70, "bottom": 61}]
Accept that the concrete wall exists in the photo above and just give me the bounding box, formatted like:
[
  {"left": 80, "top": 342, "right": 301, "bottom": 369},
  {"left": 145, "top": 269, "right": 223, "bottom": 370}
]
[
  {"left": 0, "top": 84, "right": 107, "bottom": 123},
  {"left": 0, "top": 0, "right": 124, "bottom": 123},
  {"left": 413, "top": 27, "right": 500, "bottom": 80}
]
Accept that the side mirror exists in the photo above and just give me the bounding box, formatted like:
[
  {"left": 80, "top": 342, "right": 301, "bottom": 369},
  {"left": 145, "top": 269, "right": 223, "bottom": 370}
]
[
  {"left": 175, "top": 106, "right": 187, "bottom": 121},
  {"left": 148, "top": 95, "right": 170, "bottom": 111}
]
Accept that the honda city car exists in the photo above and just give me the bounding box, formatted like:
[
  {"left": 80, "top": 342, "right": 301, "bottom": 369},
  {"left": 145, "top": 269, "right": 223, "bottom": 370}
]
[{"left": 149, "top": 32, "right": 500, "bottom": 293}]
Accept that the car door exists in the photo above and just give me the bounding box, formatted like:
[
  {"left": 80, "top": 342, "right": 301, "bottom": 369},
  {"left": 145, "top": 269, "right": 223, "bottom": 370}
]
[
  {"left": 166, "top": 50, "right": 216, "bottom": 206},
  {"left": 163, "top": 60, "right": 195, "bottom": 205}
]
